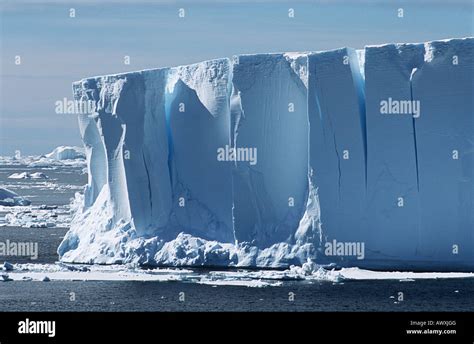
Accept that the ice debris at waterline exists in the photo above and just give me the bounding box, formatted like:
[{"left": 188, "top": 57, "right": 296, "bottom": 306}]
[
  {"left": 2, "top": 262, "right": 473, "bottom": 286},
  {"left": 59, "top": 38, "right": 474, "bottom": 270},
  {"left": 1, "top": 204, "right": 71, "bottom": 228}
]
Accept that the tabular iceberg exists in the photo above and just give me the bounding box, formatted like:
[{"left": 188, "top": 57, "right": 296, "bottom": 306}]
[{"left": 58, "top": 37, "right": 473, "bottom": 270}]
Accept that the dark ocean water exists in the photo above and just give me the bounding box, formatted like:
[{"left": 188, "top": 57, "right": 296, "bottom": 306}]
[
  {"left": 0, "top": 165, "right": 473, "bottom": 312},
  {"left": 0, "top": 278, "right": 473, "bottom": 312},
  {"left": 0, "top": 165, "right": 86, "bottom": 207}
]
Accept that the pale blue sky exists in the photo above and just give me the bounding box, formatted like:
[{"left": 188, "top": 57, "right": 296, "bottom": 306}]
[{"left": 1, "top": 0, "right": 472, "bottom": 155}]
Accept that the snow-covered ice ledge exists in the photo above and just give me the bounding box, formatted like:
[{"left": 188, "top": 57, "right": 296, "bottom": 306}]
[
  {"left": 59, "top": 38, "right": 474, "bottom": 270},
  {"left": 2, "top": 262, "right": 474, "bottom": 287}
]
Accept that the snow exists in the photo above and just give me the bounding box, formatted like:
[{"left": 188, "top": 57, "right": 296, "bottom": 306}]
[
  {"left": 59, "top": 37, "right": 473, "bottom": 270},
  {"left": 0, "top": 188, "right": 31, "bottom": 206},
  {"left": 356, "top": 49, "right": 365, "bottom": 79}
]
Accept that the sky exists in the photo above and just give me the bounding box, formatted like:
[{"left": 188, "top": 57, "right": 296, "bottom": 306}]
[{"left": 0, "top": 0, "right": 473, "bottom": 155}]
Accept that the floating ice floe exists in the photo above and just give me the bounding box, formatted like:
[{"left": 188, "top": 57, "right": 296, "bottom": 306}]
[
  {"left": 1, "top": 262, "right": 473, "bottom": 287},
  {"left": 1, "top": 204, "right": 71, "bottom": 228},
  {"left": 1, "top": 181, "right": 83, "bottom": 193},
  {"left": 0, "top": 188, "right": 31, "bottom": 206},
  {"left": 1, "top": 274, "right": 13, "bottom": 282},
  {"left": 3, "top": 261, "right": 14, "bottom": 271},
  {"left": 8, "top": 172, "right": 49, "bottom": 180}
]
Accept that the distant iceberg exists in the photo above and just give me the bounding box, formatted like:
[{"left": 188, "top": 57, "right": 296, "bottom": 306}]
[
  {"left": 46, "top": 146, "right": 85, "bottom": 161},
  {"left": 0, "top": 146, "right": 86, "bottom": 168},
  {"left": 59, "top": 37, "right": 474, "bottom": 270}
]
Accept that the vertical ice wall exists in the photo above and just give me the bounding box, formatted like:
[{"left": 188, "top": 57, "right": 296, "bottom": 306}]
[
  {"left": 60, "top": 70, "right": 174, "bottom": 262},
  {"left": 61, "top": 60, "right": 236, "bottom": 262},
  {"left": 140, "top": 69, "right": 173, "bottom": 234},
  {"left": 165, "top": 59, "right": 234, "bottom": 243},
  {"left": 364, "top": 43, "right": 425, "bottom": 260},
  {"left": 74, "top": 79, "right": 107, "bottom": 209},
  {"left": 307, "top": 48, "right": 367, "bottom": 259},
  {"left": 73, "top": 71, "right": 172, "bottom": 237},
  {"left": 231, "top": 54, "right": 309, "bottom": 248},
  {"left": 82, "top": 75, "right": 134, "bottom": 227},
  {"left": 411, "top": 38, "right": 474, "bottom": 264},
  {"left": 364, "top": 38, "right": 474, "bottom": 266}
]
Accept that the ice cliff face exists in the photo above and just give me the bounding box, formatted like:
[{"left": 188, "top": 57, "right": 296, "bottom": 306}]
[
  {"left": 232, "top": 54, "right": 309, "bottom": 248},
  {"left": 59, "top": 37, "right": 473, "bottom": 270}
]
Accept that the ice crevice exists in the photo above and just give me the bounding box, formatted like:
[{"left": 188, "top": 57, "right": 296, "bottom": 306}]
[
  {"left": 60, "top": 37, "right": 474, "bottom": 270},
  {"left": 332, "top": 126, "right": 342, "bottom": 200},
  {"left": 409, "top": 67, "right": 420, "bottom": 193},
  {"left": 142, "top": 150, "right": 153, "bottom": 222}
]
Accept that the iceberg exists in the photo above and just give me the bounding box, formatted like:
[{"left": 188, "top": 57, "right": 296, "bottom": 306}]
[
  {"left": 46, "top": 146, "right": 85, "bottom": 160},
  {"left": 59, "top": 37, "right": 474, "bottom": 270},
  {"left": 0, "top": 146, "right": 86, "bottom": 168}
]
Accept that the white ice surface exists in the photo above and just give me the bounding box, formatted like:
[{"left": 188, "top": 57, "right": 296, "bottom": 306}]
[
  {"left": 8, "top": 172, "right": 49, "bottom": 179},
  {"left": 1, "top": 204, "right": 71, "bottom": 228},
  {"left": 1, "top": 262, "right": 472, "bottom": 288}
]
